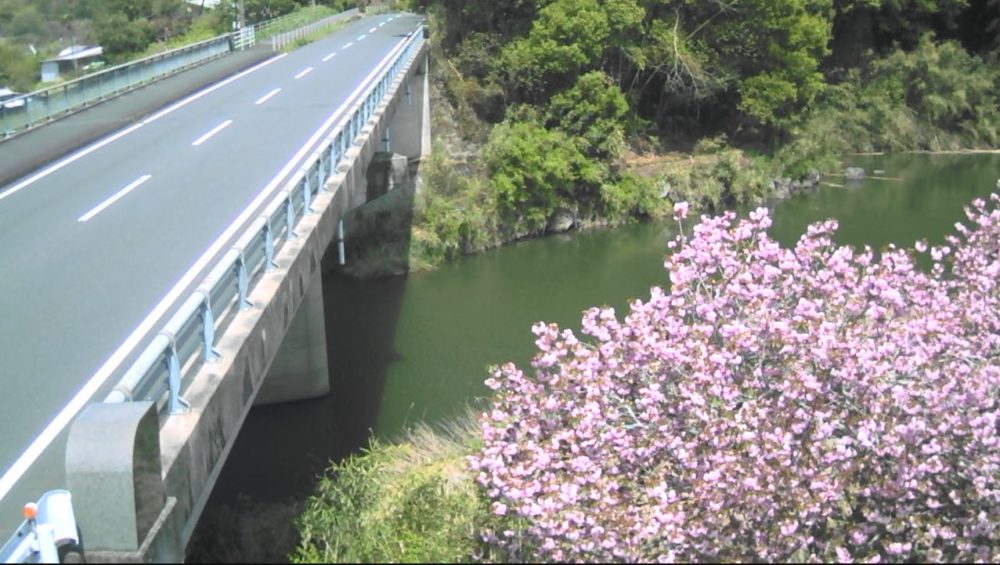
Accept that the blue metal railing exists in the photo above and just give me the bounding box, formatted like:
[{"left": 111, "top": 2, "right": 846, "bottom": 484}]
[
  {"left": 103, "top": 24, "right": 425, "bottom": 415},
  {"left": 1, "top": 36, "right": 233, "bottom": 139},
  {"left": 0, "top": 7, "right": 369, "bottom": 139}
]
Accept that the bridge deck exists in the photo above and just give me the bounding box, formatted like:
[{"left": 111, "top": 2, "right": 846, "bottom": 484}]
[{"left": 0, "top": 12, "right": 422, "bottom": 536}]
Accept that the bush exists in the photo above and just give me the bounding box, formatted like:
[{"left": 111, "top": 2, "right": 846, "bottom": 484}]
[
  {"left": 470, "top": 194, "right": 1000, "bottom": 562},
  {"left": 293, "top": 419, "right": 487, "bottom": 563},
  {"left": 598, "top": 173, "right": 665, "bottom": 220},
  {"left": 407, "top": 148, "right": 499, "bottom": 269},
  {"left": 485, "top": 117, "right": 604, "bottom": 232},
  {"left": 788, "top": 37, "right": 1000, "bottom": 157},
  {"left": 652, "top": 149, "right": 770, "bottom": 215}
]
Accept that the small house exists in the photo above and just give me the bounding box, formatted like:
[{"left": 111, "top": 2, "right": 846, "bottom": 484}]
[{"left": 40, "top": 45, "right": 104, "bottom": 82}]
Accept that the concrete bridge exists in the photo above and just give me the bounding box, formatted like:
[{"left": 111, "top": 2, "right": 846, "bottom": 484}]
[{"left": 0, "top": 12, "right": 429, "bottom": 562}]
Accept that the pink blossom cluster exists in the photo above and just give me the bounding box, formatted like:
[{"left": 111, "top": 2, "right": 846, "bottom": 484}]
[{"left": 469, "top": 194, "right": 1000, "bottom": 562}]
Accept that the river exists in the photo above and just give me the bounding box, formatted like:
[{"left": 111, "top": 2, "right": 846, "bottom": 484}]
[{"left": 186, "top": 152, "right": 1000, "bottom": 561}]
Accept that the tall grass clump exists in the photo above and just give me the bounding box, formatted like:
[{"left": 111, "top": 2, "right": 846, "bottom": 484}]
[{"left": 291, "top": 415, "right": 489, "bottom": 563}]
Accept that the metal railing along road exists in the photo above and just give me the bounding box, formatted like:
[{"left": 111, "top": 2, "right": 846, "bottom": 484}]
[
  {"left": 252, "top": 7, "right": 356, "bottom": 40},
  {"left": 269, "top": 11, "right": 360, "bottom": 51},
  {"left": 103, "top": 24, "right": 426, "bottom": 416},
  {"left": 0, "top": 6, "right": 364, "bottom": 139},
  {"left": 0, "top": 35, "right": 233, "bottom": 139}
]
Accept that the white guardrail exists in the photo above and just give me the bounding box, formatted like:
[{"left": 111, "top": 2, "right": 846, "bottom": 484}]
[{"left": 104, "top": 24, "right": 425, "bottom": 415}]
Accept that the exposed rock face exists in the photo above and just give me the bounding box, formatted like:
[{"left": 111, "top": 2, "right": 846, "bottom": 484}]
[
  {"left": 546, "top": 207, "right": 577, "bottom": 234},
  {"left": 768, "top": 169, "right": 822, "bottom": 198},
  {"left": 806, "top": 169, "right": 821, "bottom": 187},
  {"left": 845, "top": 166, "right": 866, "bottom": 180}
]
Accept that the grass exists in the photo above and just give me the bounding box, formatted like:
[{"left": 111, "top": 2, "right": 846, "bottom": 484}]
[{"left": 291, "top": 414, "right": 490, "bottom": 563}]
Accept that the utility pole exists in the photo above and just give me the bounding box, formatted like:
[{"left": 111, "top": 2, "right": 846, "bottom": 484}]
[{"left": 232, "top": 0, "right": 245, "bottom": 30}]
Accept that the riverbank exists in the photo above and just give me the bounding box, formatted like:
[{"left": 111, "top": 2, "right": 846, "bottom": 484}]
[
  {"left": 336, "top": 142, "right": 830, "bottom": 280},
  {"left": 293, "top": 152, "right": 1000, "bottom": 562},
  {"left": 337, "top": 25, "right": 1000, "bottom": 280},
  {"left": 855, "top": 149, "right": 1000, "bottom": 155}
]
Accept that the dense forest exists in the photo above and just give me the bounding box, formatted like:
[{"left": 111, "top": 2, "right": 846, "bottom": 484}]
[{"left": 0, "top": 0, "right": 354, "bottom": 91}]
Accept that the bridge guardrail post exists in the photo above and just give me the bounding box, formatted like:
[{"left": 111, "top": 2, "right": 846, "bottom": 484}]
[
  {"left": 317, "top": 150, "right": 328, "bottom": 188},
  {"left": 197, "top": 291, "right": 222, "bottom": 362},
  {"left": 284, "top": 195, "right": 298, "bottom": 240},
  {"left": 301, "top": 172, "right": 313, "bottom": 213},
  {"left": 236, "top": 252, "right": 254, "bottom": 310},
  {"left": 263, "top": 219, "right": 277, "bottom": 270},
  {"left": 302, "top": 169, "right": 313, "bottom": 215},
  {"left": 162, "top": 333, "right": 190, "bottom": 415}
]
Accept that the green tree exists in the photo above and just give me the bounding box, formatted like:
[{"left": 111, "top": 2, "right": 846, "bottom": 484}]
[
  {"left": 431, "top": 0, "right": 539, "bottom": 51},
  {"left": 0, "top": 41, "right": 38, "bottom": 91},
  {"left": 94, "top": 13, "right": 155, "bottom": 57},
  {"left": 242, "top": 0, "right": 308, "bottom": 22},
  {"left": 545, "top": 70, "right": 629, "bottom": 159},
  {"left": 626, "top": 1, "right": 833, "bottom": 128},
  {"left": 499, "top": 0, "right": 610, "bottom": 101},
  {"left": 7, "top": 5, "right": 46, "bottom": 39},
  {"left": 96, "top": 0, "right": 154, "bottom": 21},
  {"left": 486, "top": 116, "right": 604, "bottom": 229}
]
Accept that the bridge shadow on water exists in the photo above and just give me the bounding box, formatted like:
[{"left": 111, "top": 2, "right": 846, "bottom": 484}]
[{"left": 186, "top": 159, "right": 418, "bottom": 563}]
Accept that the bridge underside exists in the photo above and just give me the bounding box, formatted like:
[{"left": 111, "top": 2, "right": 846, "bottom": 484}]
[{"left": 64, "top": 46, "right": 430, "bottom": 563}]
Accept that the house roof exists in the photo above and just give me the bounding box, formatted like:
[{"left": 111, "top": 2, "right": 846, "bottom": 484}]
[{"left": 45, "top": 45, "right": 103, "bottom": 63}]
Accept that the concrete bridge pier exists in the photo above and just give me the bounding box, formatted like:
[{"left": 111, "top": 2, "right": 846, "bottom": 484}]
[
  {"left": 386, "top": 54, "right": 430, "bottom": 161},
  {"left": 254, "top": 274, "right": 330, "bottom": 406}
]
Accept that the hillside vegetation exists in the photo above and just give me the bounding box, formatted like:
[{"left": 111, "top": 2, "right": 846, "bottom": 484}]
[{"left": 335, "top": 0, "right": 1000, "bottom": 277}]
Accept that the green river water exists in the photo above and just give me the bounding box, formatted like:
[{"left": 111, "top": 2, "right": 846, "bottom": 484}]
[{"left": 191, "top": 152, "right": 1000, "bottom": 559}]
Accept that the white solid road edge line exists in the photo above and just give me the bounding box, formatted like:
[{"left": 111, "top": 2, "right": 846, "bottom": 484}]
[
  {"left": 192, "top": 120, "right": 233, "bottom": 146},
  {"left": 294, "top": 67, "right": 314, "bottom": 80},
  {"left": 255, "top": 88, "right": 282, "bottom": 105},
  {"left": 0, "top": 53, "right": 288, "bottom": 205},
  {"left": 0, "top": 20, "right": 423, "bottom": 504},
  {"left": 77, "top": 175, "right": 153, "bottom": 222}
]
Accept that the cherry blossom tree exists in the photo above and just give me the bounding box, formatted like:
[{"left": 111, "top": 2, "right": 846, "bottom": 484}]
[{"left": 470, "top": 194, "right": 1000, "bottom": 562}]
